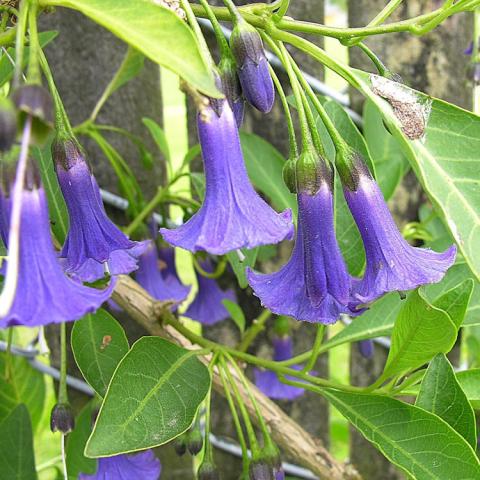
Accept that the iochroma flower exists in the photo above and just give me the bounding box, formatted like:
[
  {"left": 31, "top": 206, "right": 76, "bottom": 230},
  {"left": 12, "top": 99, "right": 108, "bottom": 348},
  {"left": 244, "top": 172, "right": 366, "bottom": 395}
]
[
  {"left": 254, "top": 335, "right": 306, "bottom": 401},
  {"left": 161, "top": 101, "right": 292, "bottom": 254},
  {"left": 0, "top": 175, "right": 114, "bottom": 328},
  {"left": 54, "top": 137, "right": 148, "bottom": 282},
  {"left": 184, "top": 259, "right": 235, "bottom": 325},
  {"left": 248, "top": 151, "right": 357, "bottom": 324},
  {"left": 79, "top": 449, "right": 161, "bottom": 480},
  {"left": 135, "top": 240, "right": 190, "bottom": 306},
  {"left": 341, "top": 151, "right": 456, "bottom": 304}
]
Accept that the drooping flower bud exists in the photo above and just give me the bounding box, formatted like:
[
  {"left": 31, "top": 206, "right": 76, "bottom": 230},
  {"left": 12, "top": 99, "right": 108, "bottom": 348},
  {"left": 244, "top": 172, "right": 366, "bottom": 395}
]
[
  {"left": 230, "top": 20, "right": 274, "bottom": 113},
  {"left": 219, "top": 54, "right": 244, "bottom": 127},
  {"left": 0, "top": 98, "right": 17, "bottom": 151},
  {"left": 174, "top": 434, "right": 187, "bottom": 456},
  {"left": 187, "top": 426, "right": 204, "bottom": 455},
  {"left": 50, "top": 403, "right": 75, "bottom": 434},
  {"left": 357, "top": 339, "right": 374, "bottom": 359},
  {"left": 198, "top": 460, "right": 220, "bottom": 480}
]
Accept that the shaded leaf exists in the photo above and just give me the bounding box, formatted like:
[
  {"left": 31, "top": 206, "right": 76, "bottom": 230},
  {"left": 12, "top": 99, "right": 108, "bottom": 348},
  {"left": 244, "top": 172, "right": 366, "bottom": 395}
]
[
  {"left": 226, "top": 248, "right": 259, "bottom": 289},
  {"left": 223, "top": 299, "right": 246, "bottom": 332}
]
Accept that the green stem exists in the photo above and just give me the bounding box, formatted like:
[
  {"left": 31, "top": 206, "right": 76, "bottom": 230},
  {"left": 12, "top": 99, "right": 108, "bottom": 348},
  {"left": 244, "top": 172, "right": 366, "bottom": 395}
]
[
  {"left": 237, "top": 309, "right": 271, "bottom": 352},
  {"left": 218, "top": 364, "right": 249, "bottom": 473},
  {"left": 0, "top": 26, "right": 16, "bottom": 48},
  {"left": 26, "top": 0, "right": 41, "bottom": 84},
  {"left": 274, "top": 0, "right": 290, "bottom": 21},
  {"left": 221, "top": 0, "right": 243, "bottom": 25},
  {"left": 198, "top": 0, "right": 231, "bottom": 57},
  {"left": 298, "top": 86, "right": 325, "bottom": 157},
  {"left": 192, "top": 256, "right": 227, "bottom": 279},
  {"left": 58, "top": 323, "right": 68, "bottom": 404},
  {"left": 268, "top": 64, "right": 298, "bottom": 159},
  {"left": 13, "top": 0, "right": 29, "bottom": 87},
  {"left": 302, "top": 324, "right": 325, "bottom": 373},
  {"left": 220, "top": 356, "right": 260, "bottom": 455},
  {"left": 357, "top": 42, "right": 388, "bottom": 76}
]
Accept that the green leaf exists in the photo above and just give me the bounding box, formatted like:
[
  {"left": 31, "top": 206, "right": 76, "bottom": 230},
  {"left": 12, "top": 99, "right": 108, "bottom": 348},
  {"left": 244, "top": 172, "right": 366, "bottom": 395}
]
[
  {"left": 85, "top": 337, "right": 210, "bottom": 457},
  {"left": 66, "top": 402, "right": 97, "bottom": 479},
  {"left": 381, "top": 289, "right": 457, "bottom": 381},
  {"left": 240, "top": 132, "right": 297, "bottom": 214},
  {"left": 363, "top": 99, "right": 409, "bottom": 199},
  {"left": 142, "top": 117, "right": 171, "bottom": 163},
  {"left": 355, "top": 71, "right": 480, "bottom": 281},
  {"left": 45, "top": 0, "right": 219, "bottom": 97},
  {"left": 226, "top": 248, "right": 259, "bottom": 289},
  {"left": 106, "top": 47, "right": 144, "bottom": 97},
  {"left": 33, "top": 138, "right": 69, "bottom": 243},
  {"left": 71, "top": 309, "right": 130, "bottom": 397},
  {"left": 323, "top": 389, "right": 480, "bottom": 480},
  {"left": 416, "top": 354, "right": 476, "bottom": 448},
  {"left": 0, "top": 353, "right": 46, "bottom": 431},
  {"left": 456, "top": 370, "right": 480, "bottom": 409},
  {"left": 222, "top": 299, "right": 246, "bottom": 332},
  {"left": 0, "top": 404, "right": 36, "bottom": 480}
]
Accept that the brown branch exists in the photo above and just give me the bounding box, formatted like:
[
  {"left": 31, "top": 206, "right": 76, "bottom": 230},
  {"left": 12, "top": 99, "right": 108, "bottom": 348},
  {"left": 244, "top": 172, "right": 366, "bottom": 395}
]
[{"left": 112, "top": 275, "right": 361, "bottom": 480}]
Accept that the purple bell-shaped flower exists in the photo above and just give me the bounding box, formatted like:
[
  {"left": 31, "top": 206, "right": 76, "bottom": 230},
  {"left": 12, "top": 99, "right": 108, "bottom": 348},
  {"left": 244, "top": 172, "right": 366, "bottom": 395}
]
[
  {"left": 254, "top": 335, "right": 306, "bottom": 401},
  {"left": 184, "top": 259, "right": 236, "bottom": 325},
  {"left": 54, "top": 137, "right": 148, "bottom": 282},
  {"left": 135, "top": 240, "right": 190, "bottom": 306},
  {"left": 247, "top": 151, "right": 357, "bottom": 324},
  {"left": 0, "top": 176, "right": 115, "bottom": 328},
  {"left": 160, "top": 101, "right": 293, "bottom": 254},
  {"left": 79, "top": 449, "right": 161, "bottom": 480},
  {"left": 341, "top": 151, "right": 456, "bottom": 305}
]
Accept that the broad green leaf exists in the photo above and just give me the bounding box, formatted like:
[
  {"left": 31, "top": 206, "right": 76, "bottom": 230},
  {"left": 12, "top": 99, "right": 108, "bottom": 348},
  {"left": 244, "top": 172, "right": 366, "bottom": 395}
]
[
  {"left": 71, "top": 309, "right": 130, "bottom": 397},
  {"left": 354, "top": 70, "right": 480, "bottom": 281},
  {"left": 44, "top": 0, "right": 220, "bottom": 97},
  {"left": 66, "top": 402, "right": 97, "bottom": 479},
  {"left": 416, "top": 354, "right": 476, "bottom": 448},
  {"left": 0, "top": 353, "right": 46, "bottom": 431},
  {"left": 240, "top": 132, "right": 297, "bottom": 214},
  {"left": 456, "top": 370, "right": 480, "bottom": 409},
  {"left": 105, "top": 47, "right": 144, "bottom": 97},
  {"left": 0, "top": 31, "right": 58, "bottom": 87},
  {"left": 323, "top": 389, "right": 480, "bottom": 480},
  {"left": 222, "top": 299, "right": 246, "bottom": 332},
  {"left": 85, "top": 337, "right": 210, "bottom": 457},
  {"left": 381, "top": 289, "right": 457, "bottom": 381},
  {"left": 0, "top": 404, "right": 36, "bottom": 480},
  {"left": 363, "top": 99, "right": 409, "bottom": 199},
  {"left": 33, "top": 138, "right": 69, "bottom": 243},
  {"left": 227, "top": 248, "right": 259, "bottom": 289}
]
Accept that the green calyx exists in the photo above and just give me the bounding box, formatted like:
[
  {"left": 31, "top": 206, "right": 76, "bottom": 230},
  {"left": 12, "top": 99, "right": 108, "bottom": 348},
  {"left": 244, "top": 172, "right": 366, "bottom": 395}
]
[
  {"left": 335, "top": 145, "right": 367, "bottom": 192},
  {"left": 282, "top": 157, "right": 297, "bottom": 193},
  {"left": 295, "top": 147, "right": 331, "bottom": 195}
]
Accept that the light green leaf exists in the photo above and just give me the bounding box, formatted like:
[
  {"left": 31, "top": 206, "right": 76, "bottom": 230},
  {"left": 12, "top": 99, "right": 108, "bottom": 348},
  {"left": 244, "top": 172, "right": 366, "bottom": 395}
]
[
  {"left": 222, "top": 299, "right": 246, "bottom": 332},
  {"left": 106, "top": 47, "right": 144, "bottom": 97},
  {"left": 85, "top": 337, "right": 210, "bottom": 457},
  {"left": 0, "top": 353, "right": 46, "bottom": 431},
  {"left": 0, "top": 405, "right": 36, "bottom": 480},
  {"left": 45, "top": 0, "right": 219, "bottom": 97},
  {"left": 381, "top": 289, "right": 457, "bottom": 381},
  {"left": 363, "top": 99, "right": 409, "bottom": 200},
  {"left": 33, "top": 137, "right": 69, "bottom": 243},
  {"left": 226, "top": 248, "right": 259, "bottom": 289},
  {"left": 416, "top": 354, "right": 476, "bottom": 448},
  {"left": 456, "top": 370, "right": 480, "bottom": 409},
  {"left": 323, "top": 389, "right": 480, "bottom": 480},
  {"left": 142, "top": 117, "right": 171, "bottom": 163},
  {"left": 240, "top": 132, "right": 297, "bottom": 214},
  {"left": 71, "top": 309, "right": 130, "bottom": 398},
  {"left": 66, "top": 401, "right": 97, "bottom": 479}
]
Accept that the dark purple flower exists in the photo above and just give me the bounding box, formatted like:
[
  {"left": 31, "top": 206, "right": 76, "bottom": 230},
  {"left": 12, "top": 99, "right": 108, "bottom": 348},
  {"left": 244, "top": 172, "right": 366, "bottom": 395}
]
[
  {"left": 357, "top": 339, "right": 374, "bottom": 359},
  {"left": 135, "top": 241, "right": 190, "bottom": 306},
  {"left": 247, "top": 164, "right": 358, "bottom": 324},
  {"left": 79, "top": 449, "right": 161, "bottom": 480},
  {"left": 54, "top": 138, "right": 148, "bottom": 282},
  {"left": 0, "top": 184, "right": 114, "bottom": 328},
  {"left": 184, "top": 259, "right": 236, "bottom": 325},
  {"left": 342, "top": 156, "right": 456, "bottom": 305},
  {"left": 254, "top": 336, "right": 306, "bottom": 401},
  {"left": 230, "top": 21, "right": 274, "bottom": 113},
  {"left": 160, "top": 102, "right": 292, "bottom": 254},
  {"left": 0, "top": 186, "right": 8, "bottom": 247}
]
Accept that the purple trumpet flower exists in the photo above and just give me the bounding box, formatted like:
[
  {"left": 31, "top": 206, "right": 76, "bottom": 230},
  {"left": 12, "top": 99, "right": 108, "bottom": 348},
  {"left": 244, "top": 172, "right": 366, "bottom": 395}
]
[
  {"left": 160, "top": 102, "right": 293, "bottom": 254},
  {"left": 254, "top": 335, "right": 306, "bottom": 401},
  {"left": 79, "top": 449, "right": 161, "bottom": 480},
  {"left": 342, "top": 154, "right": 456, "bottom": 305},
  {"left": 135, "top": 241, "right": 190, "bottom": 306},
  {"left": 0, "top": 182, "right": 114, "bottom": 328},
  {"left": 247, "top": 158, "right": 358, "bottom": 324},
  {"left": 184, "top": 260, "right": 236, "bottom": 325},
  {"left": 54, "top": 138, "right": 148, "bottom": 282},
  {"left": 230, "top": 20, "right": 274, "bottom": 113}
]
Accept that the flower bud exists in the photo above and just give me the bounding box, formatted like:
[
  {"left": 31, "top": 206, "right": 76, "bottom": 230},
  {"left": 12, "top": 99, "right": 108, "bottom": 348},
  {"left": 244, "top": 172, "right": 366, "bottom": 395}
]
[
  {"left": 273, "top": 316, "right": 290, "bottom": 337},
  {"left": 358, "top": 339, "right": 374, "bottom": 359},
  {"left": 282, "top": 158, "right": 297, "bottom": 194},
  {"left": 230, "top": 21, "right": 274, "bottom": 113},
  {"left": 219, "top": 55, "right": 244, "bottom": 127},
  {"left": 174, "top": 433, "right": 187, "bottom": 456},
  {"left": 0, "top": 98, "right": 17, "bottom": 151},
  {"left": 187, "top": 427, "right": 203, "bottom": 455},
  {"left": 50, "top": 403, "right": 75, "bottom": 434},
  {"left": 249, "top": 459, "right": 274, "bottom": 480},
  {"left": 198, "top": 460, "right": 220, "bottom": 480},
  {"left": 295, "top": 149, "right": 331, "bottom": 195}
]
